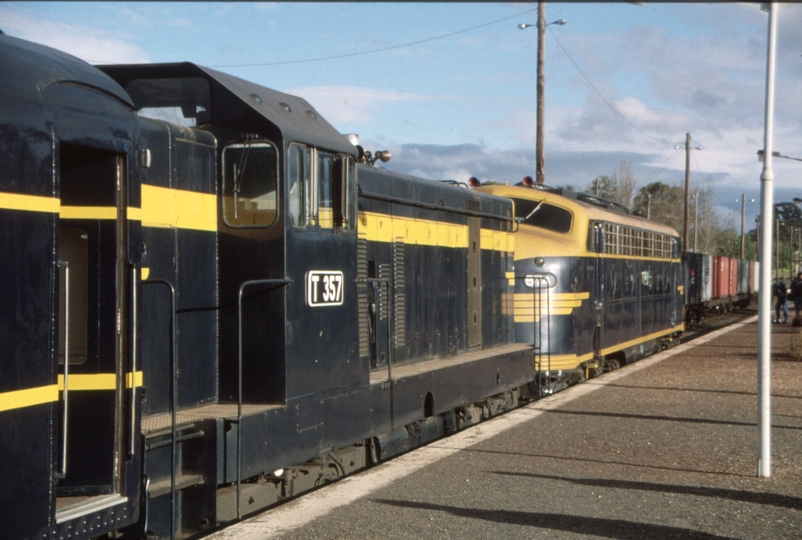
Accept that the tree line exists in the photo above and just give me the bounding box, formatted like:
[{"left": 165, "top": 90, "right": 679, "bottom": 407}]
[{"left": 563, "top": 161, "right": 799, "bottom": 262}]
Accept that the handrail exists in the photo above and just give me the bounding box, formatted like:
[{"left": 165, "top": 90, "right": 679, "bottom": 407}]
[
  {"left": 528, "top": 275, "right": 551, "bottom": 396},
  {"left": 56, "top": 260, "right": 69, "bottom": 480},
  {"left": 358, "top": 190, "right": 516, "bottom": 227},
  {"left": 142, "top": 278, "right": 176, "bottom": 539},
  {"left": 130, "top": 266, "right": 138, "bottom": 456},
  {"left": 236, "top": 278, "right": 292, "bottom": 520}
]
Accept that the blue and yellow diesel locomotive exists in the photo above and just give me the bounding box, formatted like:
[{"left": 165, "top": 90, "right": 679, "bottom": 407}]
[
  {"left": 0, "top": 33, "right": 532, "bottom": 540},
  {"left": 477, "top": 184, "right": 684, "bottom": 394}
]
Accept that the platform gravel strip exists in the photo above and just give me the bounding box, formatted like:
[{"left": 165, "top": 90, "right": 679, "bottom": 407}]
[{"left": 208, "top": 317, "right": 757, "bottom": 540}]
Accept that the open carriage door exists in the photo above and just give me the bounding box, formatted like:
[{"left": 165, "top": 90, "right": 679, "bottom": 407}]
[{"left": 55, "top": 143, "right": 128, "bottom": 516}]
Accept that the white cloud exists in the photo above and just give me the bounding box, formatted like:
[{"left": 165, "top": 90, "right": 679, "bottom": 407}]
[
  {"left": 0, "top": 7, "right": 150, "bottom": 64},
  {"left": 281, "top": 85, "right": 433, "bottom": 124}
]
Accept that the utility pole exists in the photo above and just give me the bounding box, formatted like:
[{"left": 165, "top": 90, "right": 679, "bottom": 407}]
[
  {"left": 536, "top": 0, "right": 546, "bottom": 184},
  {"left": 756, "top": 215, "right": 760, "bottom": 260},
  {"left": 775, "top": 218, "right": 780, "bottom": 280},
  {"left": 741, "top": 193, "right": 747, "bottom": 260},
  {"left": 694, "top": 191, "right": 699, "bottom": 253},
  {"left": 646, "top": 194, "right": 651, "bottom": 220},
  {"left": 520, "top": 7, "right": 564, "bottom": 185},
  {"left": 683, "top": 132, "right": 691, "bottom": 251}
]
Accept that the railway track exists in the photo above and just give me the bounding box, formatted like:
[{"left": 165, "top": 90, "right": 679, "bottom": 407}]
[{"left": 681, "top": 306, "right": 758, "bottom": 343}]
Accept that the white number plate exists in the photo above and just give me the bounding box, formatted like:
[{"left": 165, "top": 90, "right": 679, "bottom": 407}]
[{"left": 306, "top": 271, "right": 344, "bottom": 307}]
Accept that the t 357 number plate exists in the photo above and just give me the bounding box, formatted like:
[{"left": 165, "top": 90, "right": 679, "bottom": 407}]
[{"left": 306, "top": 271, "right": 344, "bottom": 306}]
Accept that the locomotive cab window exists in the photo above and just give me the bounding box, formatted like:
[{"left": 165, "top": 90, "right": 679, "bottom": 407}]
[
  {"left": 126, "top": 77, "right": 212, "bottom": 126},
  {"left": 339, "top": 155, "right": 357, "bottom": 232},
  {"left": 318, "top": 151, "right": 335, "bottom": 228},
  {"left": 223, "top": 141, "right": 279, "bottom": 227},
  {"left": 288, "top": 143, "right": 356, "bottom": 232},
  {"left": 288, "top": 144, "right": 311, "bottom": 228},
  {"left": 512, "top": 198, "right": 572, "bottom": 233}
]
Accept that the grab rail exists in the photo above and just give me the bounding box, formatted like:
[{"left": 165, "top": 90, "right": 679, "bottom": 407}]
[
  {"left": 236, "top": 278, "right": 292, "bottom": 520},
  {"left": 130, "top": 266, "right": 138, "bottom": 456},
  {"left": 142, "top": 279, "right": 176, "bottom": 539},
  {"left": 55, "top": 260, "right": 69, "bottom": 479}
]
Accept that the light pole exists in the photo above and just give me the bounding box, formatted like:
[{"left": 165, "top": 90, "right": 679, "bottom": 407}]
[
  {"left": 519, "top": 5, "right": 566, "bottom": 184},
  {"left": 757, "top": 149, "right": 802, "bottom": 162}
]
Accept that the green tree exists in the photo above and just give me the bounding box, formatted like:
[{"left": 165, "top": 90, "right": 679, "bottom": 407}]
[
  {"left": 713, "top": 229, "right": 741, "bottom": 257},
  {"left": 586, "top": 161, "right": 635, "bottom": 209},
  {"left": 632, "top": 182, "right": 685, "bottom": 233}
]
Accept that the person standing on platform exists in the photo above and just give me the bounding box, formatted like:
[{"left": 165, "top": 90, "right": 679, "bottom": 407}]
[
  {"left": 791, "top": 272, "right": 802, "bottom": 322},
  {"left": 773, "top": 279, "right": 788, "bottom": 323}
]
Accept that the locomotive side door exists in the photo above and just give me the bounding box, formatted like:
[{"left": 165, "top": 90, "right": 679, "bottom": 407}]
[
  {"left": 56, "top": 143, "right": 128, "bottom": 511},
  {"left": 592, "top": 223, "right": 604, "bottom": 361},
  {"left": 366, "top": 259, "right": 391, "bottom": 370}
]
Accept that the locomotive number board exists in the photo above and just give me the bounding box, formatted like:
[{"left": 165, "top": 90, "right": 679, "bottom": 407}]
[{"left": 306, "top": 271, "right": 344, "bottom": 306}]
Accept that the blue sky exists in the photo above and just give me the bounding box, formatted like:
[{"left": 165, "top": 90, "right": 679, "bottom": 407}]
[{"left": 2, "top": 2, "right": 801, "bottom": 229}]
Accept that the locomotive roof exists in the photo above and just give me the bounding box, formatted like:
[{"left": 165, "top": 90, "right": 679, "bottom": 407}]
[
  {"left": 98, "top": 62, "right": 356, "bottom": 156},
  {"left": 477, "top": 184, "right": 680, "bottom": 237},
  {"left": 358, "top": 165, "right": 514, "bottom": 220},
  {"left": 0, "top": 34, "right": 134, "bottom": 108}
]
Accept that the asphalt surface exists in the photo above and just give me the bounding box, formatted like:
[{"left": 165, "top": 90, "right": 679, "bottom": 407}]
[{"left": 211, "top": 313, "right": 802, "bottom": 540}]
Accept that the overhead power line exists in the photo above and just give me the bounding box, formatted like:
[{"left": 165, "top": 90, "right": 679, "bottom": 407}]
[
  {"left": 209, "top": 7, "right": 539, "bottom": 68},
  {"left": 638, "top": 147, "right": 683, "bottom": 186},
  {"left": 546, "top": 26, "right": 670, "bottom": 147}
]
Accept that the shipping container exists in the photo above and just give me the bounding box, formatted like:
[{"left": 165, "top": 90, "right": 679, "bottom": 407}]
[
  {"left": 702, "top": 254, "right": 713, "bottom": 303},
  {"left": 737, "top": 260, "right": 749, "bottom": 295}
]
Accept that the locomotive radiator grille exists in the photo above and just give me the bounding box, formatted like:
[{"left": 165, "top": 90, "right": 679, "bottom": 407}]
[
  {"left": 357, "top": 239, "right": 370, "bottom": 359},
  {"left": 393, "top": 239, "right": 406, "bottom": 349}
]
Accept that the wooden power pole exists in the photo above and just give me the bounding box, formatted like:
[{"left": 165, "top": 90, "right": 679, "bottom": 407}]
[{"left": 683, "top": 132, "right": 691, "bottom": 252}]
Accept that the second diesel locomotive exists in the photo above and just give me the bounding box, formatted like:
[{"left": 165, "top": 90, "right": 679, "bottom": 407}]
[{"left": 477, "top": 184, "right": 684, "bottom": 393}]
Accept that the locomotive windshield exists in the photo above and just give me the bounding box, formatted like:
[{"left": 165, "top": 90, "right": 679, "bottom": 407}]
[{"left": 512, "top": 197, "right": 572, "bottom": 233}]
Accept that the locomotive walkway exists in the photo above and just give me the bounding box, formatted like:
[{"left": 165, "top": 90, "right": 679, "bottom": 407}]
[{"left": 209, "top": 310, "right": 802, "bottom": 540}]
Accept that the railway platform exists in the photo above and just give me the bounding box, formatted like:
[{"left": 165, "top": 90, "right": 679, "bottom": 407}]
[{"left": 208, "top": 311, "right": 802, "bottom": 540}]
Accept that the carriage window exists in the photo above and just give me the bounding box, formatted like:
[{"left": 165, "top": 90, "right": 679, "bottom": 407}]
[
  {"left": 289, "top": 144, "right": 311, "bottom": 228},
  {"left": 601, "top": 221, "right": 675, "bottom": 260},
  {"left": 223, "top": 141, "right": 278, "bottom": 227},
  {"left": 512, "top": 198, "right": 572, "bottom": 233}
]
